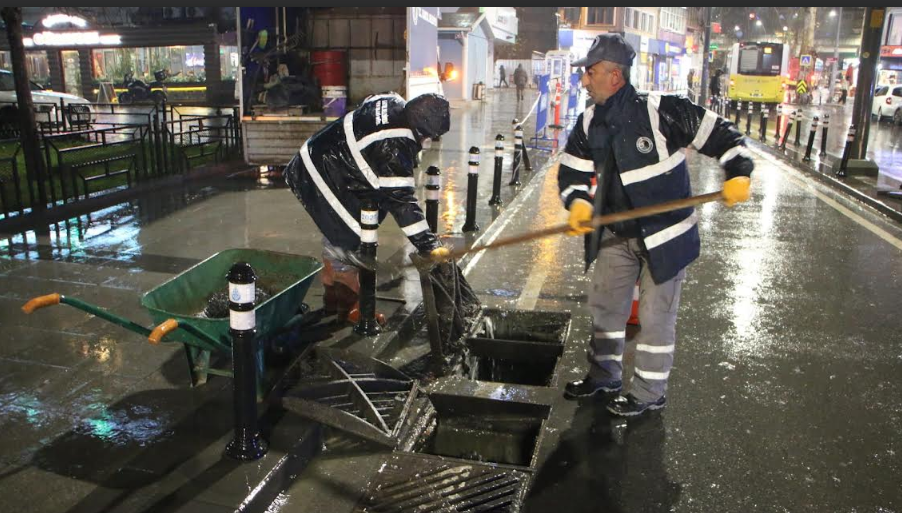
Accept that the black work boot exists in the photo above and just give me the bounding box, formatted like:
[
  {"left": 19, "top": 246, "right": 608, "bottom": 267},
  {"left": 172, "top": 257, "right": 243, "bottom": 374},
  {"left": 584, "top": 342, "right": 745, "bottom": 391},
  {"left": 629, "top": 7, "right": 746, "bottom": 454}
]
[
  {"left": 564, "top": 376, "right": 622, "bottom": 399},
  {"left": 606, "top": 393, "right": 666, "bottom": 417}
]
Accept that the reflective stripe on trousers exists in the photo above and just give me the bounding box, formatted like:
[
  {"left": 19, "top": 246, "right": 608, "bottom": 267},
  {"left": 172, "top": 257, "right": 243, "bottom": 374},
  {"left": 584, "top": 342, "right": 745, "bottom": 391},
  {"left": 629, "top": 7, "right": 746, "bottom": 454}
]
[{"left": 587, "top": 230, "right": 684, "bottom": 403}]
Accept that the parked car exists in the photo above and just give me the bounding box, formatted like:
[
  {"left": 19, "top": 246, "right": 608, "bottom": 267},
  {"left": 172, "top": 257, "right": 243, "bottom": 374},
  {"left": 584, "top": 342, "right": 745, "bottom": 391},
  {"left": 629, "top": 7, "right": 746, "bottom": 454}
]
[
  {"left": 0, "top": 69, "right": 93, "bottom": 132},
  {"left": 871, "top": 85, "right": 902, "bottom": 125}
]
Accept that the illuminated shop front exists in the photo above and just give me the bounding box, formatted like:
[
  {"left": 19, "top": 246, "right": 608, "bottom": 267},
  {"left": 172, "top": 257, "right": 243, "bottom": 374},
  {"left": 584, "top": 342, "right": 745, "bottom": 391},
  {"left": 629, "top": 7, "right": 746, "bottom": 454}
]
[{"left": 0, "top": 13, "right": 237, "bottom": 103}]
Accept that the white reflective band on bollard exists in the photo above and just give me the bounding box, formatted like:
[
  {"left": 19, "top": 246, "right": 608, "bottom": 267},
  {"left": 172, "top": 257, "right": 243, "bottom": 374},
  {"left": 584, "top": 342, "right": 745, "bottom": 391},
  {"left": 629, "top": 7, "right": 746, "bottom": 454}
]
[
  {"left": 230, "top": 309, "right": 255, "bottom": 330},
  {"left": 360, "top": 229, "right": 377, "bottom": 243}
]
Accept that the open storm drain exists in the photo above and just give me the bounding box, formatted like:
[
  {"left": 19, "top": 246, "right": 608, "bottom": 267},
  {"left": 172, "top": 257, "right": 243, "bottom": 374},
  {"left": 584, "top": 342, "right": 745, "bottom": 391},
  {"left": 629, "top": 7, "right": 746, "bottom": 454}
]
[
  {"left": 397, "top": 393, "right": 551, "bottom": 468},
  {"left": 354, "top": 453, "right": 531, "bottom": 513},
  {"left": 465, "top": 309, "right": 571, "bottom": 387}
]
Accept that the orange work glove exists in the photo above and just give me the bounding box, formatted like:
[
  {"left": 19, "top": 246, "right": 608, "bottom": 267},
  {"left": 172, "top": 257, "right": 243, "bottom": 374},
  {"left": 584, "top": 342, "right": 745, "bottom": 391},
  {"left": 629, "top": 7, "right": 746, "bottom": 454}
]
[
  {"left": 722, "top": 176, "right": 751, "bottom": 207},
  {"left": 567, "top": 199, "right": 595, "bottom": 236}
]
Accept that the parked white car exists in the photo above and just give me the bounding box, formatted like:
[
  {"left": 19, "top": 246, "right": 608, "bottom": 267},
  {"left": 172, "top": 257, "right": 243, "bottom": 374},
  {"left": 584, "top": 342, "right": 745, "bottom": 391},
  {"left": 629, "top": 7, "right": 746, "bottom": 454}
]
[
  {"left": 0, "top": 69, "right": 93, "bottom": 129},
  {"left": 872, "top": 84, "right": 902, "bottom": 125}
]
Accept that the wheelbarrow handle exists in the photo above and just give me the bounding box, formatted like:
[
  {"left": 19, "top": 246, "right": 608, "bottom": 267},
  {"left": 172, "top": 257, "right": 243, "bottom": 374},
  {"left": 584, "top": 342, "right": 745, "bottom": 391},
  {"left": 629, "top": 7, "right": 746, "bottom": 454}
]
[
  {"left": 22, "top": 293, "right": 62, "bottom": 314},
  {"left": 149, "top": 319, "right": 180, "bottom": 345}
]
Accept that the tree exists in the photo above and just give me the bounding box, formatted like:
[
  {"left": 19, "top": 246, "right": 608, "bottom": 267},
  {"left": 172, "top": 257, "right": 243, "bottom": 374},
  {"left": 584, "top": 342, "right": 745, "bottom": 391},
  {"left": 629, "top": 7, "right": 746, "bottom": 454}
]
[{"left": 1, "top": 7, "right": 47, "bottom": 210}]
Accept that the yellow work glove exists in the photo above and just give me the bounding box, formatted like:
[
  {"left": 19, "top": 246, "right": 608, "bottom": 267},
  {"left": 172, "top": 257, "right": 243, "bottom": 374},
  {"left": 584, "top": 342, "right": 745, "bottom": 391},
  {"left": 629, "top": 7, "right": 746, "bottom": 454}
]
[
  {"left": 722, "top": 176, "right": 751, "bottom": 207},
  {"left": 567, "top": 199, "right": 595, "bottom": 236},
  {"left": 429, "top": 246, "right": 450, "bottom": 262}
]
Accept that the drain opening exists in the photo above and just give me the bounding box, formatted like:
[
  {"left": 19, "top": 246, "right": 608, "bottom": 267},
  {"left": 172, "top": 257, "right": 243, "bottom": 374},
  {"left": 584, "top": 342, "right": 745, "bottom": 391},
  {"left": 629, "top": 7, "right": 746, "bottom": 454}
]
[
  {"left": 400, "top": 393, "right": 550, "bottom": 468},
  {"left": 465, "top": 309, "right": 571, "bottom": 386}
]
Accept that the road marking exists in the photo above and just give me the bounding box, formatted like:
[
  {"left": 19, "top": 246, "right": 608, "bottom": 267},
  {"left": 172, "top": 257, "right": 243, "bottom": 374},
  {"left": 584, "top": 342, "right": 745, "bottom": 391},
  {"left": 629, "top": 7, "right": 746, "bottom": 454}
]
[
  {"left": 516, "top": 263, "right": 551, "bottom": 310},
  {"left": 749, "top": 146, "right": 902, "bottom": 252},
  {"left": 461, "top": 158, "right": 551, "bottom": 276}
]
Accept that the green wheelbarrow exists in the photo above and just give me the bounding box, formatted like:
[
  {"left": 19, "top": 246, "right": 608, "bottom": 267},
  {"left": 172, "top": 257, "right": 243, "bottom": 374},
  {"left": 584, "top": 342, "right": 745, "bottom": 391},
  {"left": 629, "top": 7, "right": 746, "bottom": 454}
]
[{"left": 22, "top": 248, "right": 323, "bottom": 389}]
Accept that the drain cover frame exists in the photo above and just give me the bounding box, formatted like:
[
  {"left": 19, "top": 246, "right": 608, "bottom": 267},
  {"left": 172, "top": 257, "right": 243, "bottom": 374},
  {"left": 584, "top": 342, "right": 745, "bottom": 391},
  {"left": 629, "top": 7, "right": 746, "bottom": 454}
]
[{"left": 282, "top": 348, "right": 419, "bottom": 447}]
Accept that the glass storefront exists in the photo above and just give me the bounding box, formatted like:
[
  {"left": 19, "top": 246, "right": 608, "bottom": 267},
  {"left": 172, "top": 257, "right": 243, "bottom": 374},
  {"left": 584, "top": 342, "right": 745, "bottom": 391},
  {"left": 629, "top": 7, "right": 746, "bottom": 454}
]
[
  {"left": 61, "top": 50, "right": 81, "bottom": 96},
  {"left": 221, "top": 45, "right": 239, "bottom": 80},
  {"left": 92, "top": 45, "right": 206, "bottom": 84},
  {"left": 0, "top": 51, "right": 52, "bottom": 88}
]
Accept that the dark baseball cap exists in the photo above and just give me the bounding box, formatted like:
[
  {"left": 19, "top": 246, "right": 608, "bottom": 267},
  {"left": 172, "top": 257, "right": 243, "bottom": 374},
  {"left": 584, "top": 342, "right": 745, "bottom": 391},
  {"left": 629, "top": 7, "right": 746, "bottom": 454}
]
[{"left": 572, "top": 33, "right": 636, "bottom": 68}]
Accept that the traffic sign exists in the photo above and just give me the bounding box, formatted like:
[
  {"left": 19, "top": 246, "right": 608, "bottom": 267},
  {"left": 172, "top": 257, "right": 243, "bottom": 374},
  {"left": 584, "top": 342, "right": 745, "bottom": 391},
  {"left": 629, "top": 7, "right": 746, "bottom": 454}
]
[
  {"left": 800, "top": 55, "right": 812, "bottom": 66},
  {"left": 796, "top": 79, "right": 808, "bottom": 94}
]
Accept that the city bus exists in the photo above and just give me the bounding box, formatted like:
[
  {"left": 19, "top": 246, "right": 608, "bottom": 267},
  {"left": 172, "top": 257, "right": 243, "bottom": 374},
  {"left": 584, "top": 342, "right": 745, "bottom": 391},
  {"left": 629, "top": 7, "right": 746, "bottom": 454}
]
[{"left": 727, "top": 41, "right": 790, "bottom": 104}]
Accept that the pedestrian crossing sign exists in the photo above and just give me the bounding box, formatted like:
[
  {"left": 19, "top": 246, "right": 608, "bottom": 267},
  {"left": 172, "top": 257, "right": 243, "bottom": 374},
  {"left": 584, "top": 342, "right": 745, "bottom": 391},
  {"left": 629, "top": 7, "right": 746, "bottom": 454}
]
[
  {"left": 796, "top": 79, "right": 808, "bottom": 94},
  {"left": 801, "top": 54, "right": 812, "bottom": 66}
]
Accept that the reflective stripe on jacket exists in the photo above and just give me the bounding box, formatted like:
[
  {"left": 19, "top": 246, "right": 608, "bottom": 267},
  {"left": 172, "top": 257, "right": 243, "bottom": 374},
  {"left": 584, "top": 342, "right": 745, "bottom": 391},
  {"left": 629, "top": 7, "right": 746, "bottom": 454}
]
[
  {"left": 285, "top": 92, "right": 438, "bottom": 253},
  {"left": 558, "top": 84, "right": 754, "bottom": 283}
]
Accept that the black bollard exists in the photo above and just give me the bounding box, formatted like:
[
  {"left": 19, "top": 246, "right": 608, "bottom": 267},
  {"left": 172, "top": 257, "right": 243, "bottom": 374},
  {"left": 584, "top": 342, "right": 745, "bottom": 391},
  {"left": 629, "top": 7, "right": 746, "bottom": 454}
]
[
  {"left": 354, "top": 200, "right": 381, "bottom": 336},
  {"left": 734, "top": 100, "right": 742, "bottom": 125},
  {"left": 793, "top": 110, "right": 802, "bottom": 146},
  {"left": 425, "top": 166, "right": 441, "bottom": 234},
  {"left": 518, "top": 125, "right": 532, "bottom": 171},
  {"left": 489, "top": 134, "right": 504, "bottom": 206},
  {"left": 780, "top": 110, "right": 794, "bottom": 150},
  {"left": 225, "top": 262, "right": 267, "bottom": 462},
  {"left": 819, "top": 114, "right": 830, "bottom": 157},
  {"left": 462, "top": 147, "right": 480, "bottom": 232},
  {"left": 836, "top": 124, "right": 855, "bottom": 178},
  {"left": 725, "top": 98, "right": 732, "bottom": 119},
  {"left": 803, "top": 116, "right": 818, "bottom": 162},
  {"left": 509, "top": 126, "right": 523, "bottom": 186},
  {"left": 774, "top": 104, "right": 782, "bottom": 141},
  {"left": 760, "top": 105, "right": 768, "bottom": 142},
  {"left": 745, "top": 101, "right": 753, "bottom": 135}
]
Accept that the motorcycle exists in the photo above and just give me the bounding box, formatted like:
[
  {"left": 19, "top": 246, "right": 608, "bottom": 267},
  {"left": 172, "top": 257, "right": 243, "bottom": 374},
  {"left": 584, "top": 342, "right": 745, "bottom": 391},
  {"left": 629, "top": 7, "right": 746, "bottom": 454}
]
[{"left": 118, "top": 70, "right": 179, "bottom": 105}]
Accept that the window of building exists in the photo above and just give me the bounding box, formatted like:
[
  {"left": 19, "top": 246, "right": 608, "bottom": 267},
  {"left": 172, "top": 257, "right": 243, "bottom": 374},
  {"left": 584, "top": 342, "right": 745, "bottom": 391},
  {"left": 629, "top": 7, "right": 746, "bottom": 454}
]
[
  {"left": 888, "top": 13, "right": 902, "bottom": 46},
  {"left": 561, "top": 8, "right": 580, "bottom": 26},
  {"left": 633, "top": 10, "right": 640, "bottom": 30},
  {"left": 660, "top": 7, "right": 686, "bottom": 33},
  {"left": 641, "top": 13, "right": 648, "bottom": 32},
  {"left": 91, "top": 46, "right": 205, "bottom": 84},
  {"left": 586, "top": 7, "right": 615, "bottom": 26},
  {"left": 220, "top": 45, "right": 239, "bottom": 80},
  {"left": 0, "top": 51, "right": 51, "bottom": 88}
]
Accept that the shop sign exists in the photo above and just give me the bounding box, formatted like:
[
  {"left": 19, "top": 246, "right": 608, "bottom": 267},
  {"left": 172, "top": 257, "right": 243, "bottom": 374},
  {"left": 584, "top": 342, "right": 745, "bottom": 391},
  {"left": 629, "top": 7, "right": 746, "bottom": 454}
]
[
  {"left": 24, "top": 31, "right": 122, "bottom": 47},
  {"left": 880, "top": 46, "right": 902, "bottom": 58}
]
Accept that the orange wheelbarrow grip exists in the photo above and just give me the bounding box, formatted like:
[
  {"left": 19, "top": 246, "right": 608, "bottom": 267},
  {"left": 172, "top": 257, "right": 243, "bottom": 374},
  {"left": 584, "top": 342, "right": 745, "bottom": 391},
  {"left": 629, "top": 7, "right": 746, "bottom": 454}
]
[
  {"left": 149, "top": 319, "right": 180, "bottom": 345},
  {"left": 22, "top": 293, "right": 62, "bottom": 314}
]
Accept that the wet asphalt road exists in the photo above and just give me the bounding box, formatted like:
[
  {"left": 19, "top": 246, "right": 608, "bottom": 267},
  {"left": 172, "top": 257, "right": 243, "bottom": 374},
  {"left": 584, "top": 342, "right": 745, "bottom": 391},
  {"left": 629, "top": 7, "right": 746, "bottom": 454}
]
[
  {"left": 462, "top": 143, "right": 902, "bottom": 512},
  {"left": 0, "top": 89, "right": 900, "bottom": 512}
]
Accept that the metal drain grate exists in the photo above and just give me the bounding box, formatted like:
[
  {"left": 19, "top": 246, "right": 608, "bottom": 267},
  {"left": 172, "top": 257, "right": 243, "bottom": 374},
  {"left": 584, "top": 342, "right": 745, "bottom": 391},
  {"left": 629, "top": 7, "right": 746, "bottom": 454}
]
[
  {"left": 282, "top": 348, "right": 418, "bottom": 447},
  {"left": 355, "top": 453, "right": 530, "bottom": 512}
]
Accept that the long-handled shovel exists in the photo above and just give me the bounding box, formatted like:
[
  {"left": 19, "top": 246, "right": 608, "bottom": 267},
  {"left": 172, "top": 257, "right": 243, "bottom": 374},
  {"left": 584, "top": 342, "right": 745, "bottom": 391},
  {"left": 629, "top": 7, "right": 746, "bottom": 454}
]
[{"left": 427, "top": 190, "right": 725, "bottom": 265}]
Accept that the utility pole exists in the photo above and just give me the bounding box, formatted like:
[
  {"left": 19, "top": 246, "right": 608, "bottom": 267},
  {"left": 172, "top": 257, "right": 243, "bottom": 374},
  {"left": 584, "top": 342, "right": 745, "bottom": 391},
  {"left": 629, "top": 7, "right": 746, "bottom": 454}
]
[
  {"left": 828, "top": 7, "right": 843, "bottom": 104},
  {"left": 849, "top": 7, "right": 886, "bottom": 165},
  {"left": 1, "top": 7, "right": 47, "bottom": 210},
  {"left": 700, "top": 7, "right": 713, "bottom": 108}
]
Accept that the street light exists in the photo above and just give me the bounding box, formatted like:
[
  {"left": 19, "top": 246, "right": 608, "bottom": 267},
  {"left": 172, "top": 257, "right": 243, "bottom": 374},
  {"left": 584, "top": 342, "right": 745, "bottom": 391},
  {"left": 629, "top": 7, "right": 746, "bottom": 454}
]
[
  {"left": 829, "top": 9, "right": 837, "bottom": 17},
  {"left": 756, "top": 20, "right": 762, "bottom": 27},
  {"left": 734, "top": 25, "right": 740, "bottom": 31}
]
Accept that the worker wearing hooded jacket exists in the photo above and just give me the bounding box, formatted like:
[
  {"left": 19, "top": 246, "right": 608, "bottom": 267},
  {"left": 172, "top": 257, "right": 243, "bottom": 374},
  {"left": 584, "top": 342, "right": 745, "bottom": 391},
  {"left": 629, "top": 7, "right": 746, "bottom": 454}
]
[
  {"left": 285, "top": 92, "right": 451, "bottom": 320},
  {"left": 559, "top": 34, "right": 753, "bottom": 416}
]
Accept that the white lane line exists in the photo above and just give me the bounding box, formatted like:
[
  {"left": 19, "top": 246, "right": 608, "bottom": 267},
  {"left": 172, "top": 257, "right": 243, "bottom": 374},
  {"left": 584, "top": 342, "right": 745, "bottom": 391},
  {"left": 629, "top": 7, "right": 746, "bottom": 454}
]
[
  {"left": 749, "top": 146, "right": 902, "bottom": 252},
  {"left": 461, "top": 160, "right": 552, "bottom": 277},
  {"left": 516, "top": 263, "right": 551, "bottom": 311}
]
